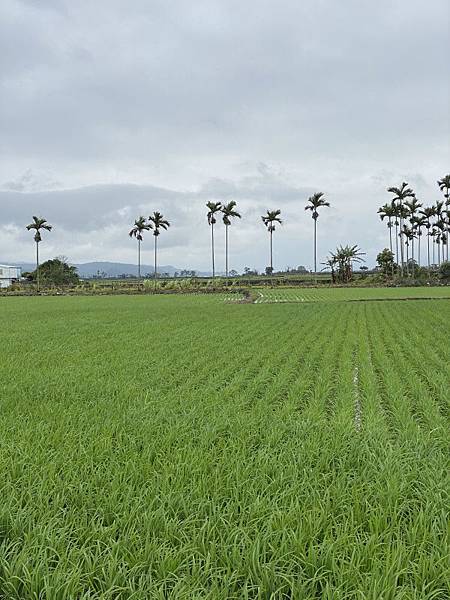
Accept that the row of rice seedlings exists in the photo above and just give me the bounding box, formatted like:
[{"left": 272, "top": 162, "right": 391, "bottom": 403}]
[
  {"left": 395, "top": 300, "right": 450, "bottom": 414},
  {"left": 343, "top": 311, "right": 448, "bottom": 598},
  {"left": 367, "top": 303, "right": 445, "bottom": 435},
  {"left": 356, "top": 307, "right": 394, "bottom": 440},
  {"left": 360, "top": 314, "right": 420, "bottom": 438},
  {"left": 373, "top": 303, "right": 449, "bottom": 434}
]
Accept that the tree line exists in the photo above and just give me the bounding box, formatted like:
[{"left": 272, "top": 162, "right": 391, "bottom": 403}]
[
  {"left": 377, "top": 175, "right": 450, "bottom": 276},
  {"left": 25, "top": 175, "right": 449, "bottom": 290}
]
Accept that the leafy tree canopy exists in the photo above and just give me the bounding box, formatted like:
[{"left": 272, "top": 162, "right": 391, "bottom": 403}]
[
  {"left": 24, "top": 257, "right": 79, "bottom": 286},
  {"left": 376, "top": 248, "right": 395, "bottom": 275}
]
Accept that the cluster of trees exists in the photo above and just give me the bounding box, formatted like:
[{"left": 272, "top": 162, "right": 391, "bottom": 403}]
[
  {"left": 378, "top": 175, "right": 450, "bottom": 276},
  {"left": 205, "top": 201, "right": 241, "bottom": 278},
  {"left": 128, "top": 212, "right": 170, "bottom": 286}
]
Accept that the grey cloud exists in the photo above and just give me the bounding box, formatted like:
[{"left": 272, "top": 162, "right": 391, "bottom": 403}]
[
  {"left": 1, "top": 0, "right": 448, "bottom": 167},
  {"left": 2, "top": 169, "right": 62, "bottom": 192}
]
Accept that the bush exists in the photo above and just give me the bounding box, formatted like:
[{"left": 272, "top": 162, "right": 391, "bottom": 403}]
[
  {"left": 25, "top": 258, "right": 79, "bottom": 286},
  {"left": 439, "top": 261, "right": 450, "bottom": 282}
]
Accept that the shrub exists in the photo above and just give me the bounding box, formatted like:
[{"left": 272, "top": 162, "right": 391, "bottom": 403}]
[{"left": 439, "top": 261, "right": 450, "bottom": 282}]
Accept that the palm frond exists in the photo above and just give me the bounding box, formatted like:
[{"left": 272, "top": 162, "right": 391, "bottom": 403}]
[{"left": 26, "top": 216, "right": 52, "bottom": 236}]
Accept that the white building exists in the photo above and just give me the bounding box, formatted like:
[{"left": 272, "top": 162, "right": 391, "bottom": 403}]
[{"left": 0, "top": 265, "right": 21, "bottom": 288}]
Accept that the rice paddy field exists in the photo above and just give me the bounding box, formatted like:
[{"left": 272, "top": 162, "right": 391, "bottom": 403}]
[{"left": 1, "top": 289, "right": 449, "bottom": 599}]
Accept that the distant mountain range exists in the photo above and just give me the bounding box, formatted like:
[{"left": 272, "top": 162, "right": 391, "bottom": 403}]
[{"left": 2, "top": 261, "right": 211, "bottom": 278}]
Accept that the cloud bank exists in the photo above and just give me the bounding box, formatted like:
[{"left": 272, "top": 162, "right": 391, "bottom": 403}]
[{"left": 1, "top": 0, "right": 449, "bottom": 270}]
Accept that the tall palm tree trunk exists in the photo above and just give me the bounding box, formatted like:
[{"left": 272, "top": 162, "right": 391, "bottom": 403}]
[
  {"left": 394, "top": 222, "right": 399, "bottom": 270},
  {"left": 389, "top": 223, "right": 394, "bottom": 276},
  {"left": 138, "top": 239, "right": 141, "bottom": 280},
  {"left": 314, "top": 218, "right": 317, "bottom": 282},
  {"left": 270, "top": 229, "right": 273, "bottom": 272},
  {"left": 427, "top": 233, "right": 431, "bottom": 274},
  {"left": 211, "top": 224, "right": 215, "bottom": 278},
  {"left": 388, "top": 217, "right": 394, "bottom": 277},
  {"left": 388, "top": 219, "right": 393, "bottom": 254},
  {"left": 399, "top": 209, "right": 404, "bottom": 276},
  {"left": 225, "top": 224, "right": 229, "bottom": 278},
  {"left": 446, "top": 225, "right": 450, "bottom": 262},
  {"left": 411, "top": 238, "right": 415, "bottom": 278},
  {"left": 154, "top": 236, "right": 157, "bottom": 291},
  {"left": 36, "top": 240, "right": 40, "bottom": 291},
  {"left": 417, "top": 231, "right": 421, "bottom": 267}
]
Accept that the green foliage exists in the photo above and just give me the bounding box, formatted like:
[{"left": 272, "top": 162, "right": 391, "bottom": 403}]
[
  {"left": 26, "top": 216, "right": 52, "bottom": 243},
  {"left": 324, "top": 245, "right": 365, "bottom": 283},
  {"left": 439, "top": 261, "right": 450, "bottom": 281},
  {"left": 377, "top": 248, "right": 396, "bottom": 275},
  {"left": 0, "top": 294, "right": 448, "bottom": 598},
  {"left": 24, "top": 258, "right": 79, "bottom": 286}
]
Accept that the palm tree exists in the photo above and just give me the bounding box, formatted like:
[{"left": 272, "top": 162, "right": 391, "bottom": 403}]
[
  {"left": 261, "top": 209, "right": 282, "bottom": 274},
  {"left": 221, "top": 201, "right": 241, "bottom": 278},
  {"left": 26, "top": 216, "right": 52, "bottom": 291},
  {"left": 378, "top": 203, "right": 396, "bottom": 256},
  {"left": 434, "top": 200, "right": 448, "bottom": 262},
  {"left": 438, "top": 175, "right": 450, "bottom": 261},
  {"left": 129, "top": 216, "right": 151, "bottom": 280},
  {"left": 321, "top": 256, "right": 338, "bottom": 283},
  {"left": 206, "top": 202, "right": 222, "bottom": 278},
  {"left": 332, "top": 245, "right": 365, "bottom": 283},
  {"left": 148, "top": 211, "right": 170, "bottom": 289},
  {"left": 405, "top": 197, "right": 422, "bottom": 276},
  {"left": 435, "top": 199, "right": 444, "bottom": 219},
  {"left": 435, "top": 219, "right": 446, "bottom": 265},
  {"left": 387, "top": 182, "right": 415, "bottom": 276},
  {"left": 304, "top": 192, "right": 330, "bottom": 281},
  {"left": 398, "top": 203, "right": 410, "bottom": 274},
  {"left": 403, "top": 225, "right": 418, "bottom": 274},
  {"left": 444, "top": 209, "right": 450, "bottom": 262},
  {"left": 412, "top": 215, "right": 426, "bottom": 267},
  {"left": 390, "top": 200, "right": 401, "bottom": 267},
  {"left": 437, "top": 174, "right": 450, "bottom": 200},
  {"left": 419, "top": 206, "right": 435, "bottom": 273},
  {"left": 434, "top": 200, "right": 445, "bottom": 265}
]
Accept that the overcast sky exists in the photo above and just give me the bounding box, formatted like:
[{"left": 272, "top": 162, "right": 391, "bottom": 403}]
[{"left": 1, "top": 0, "right": 449, "bottom": 271}]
